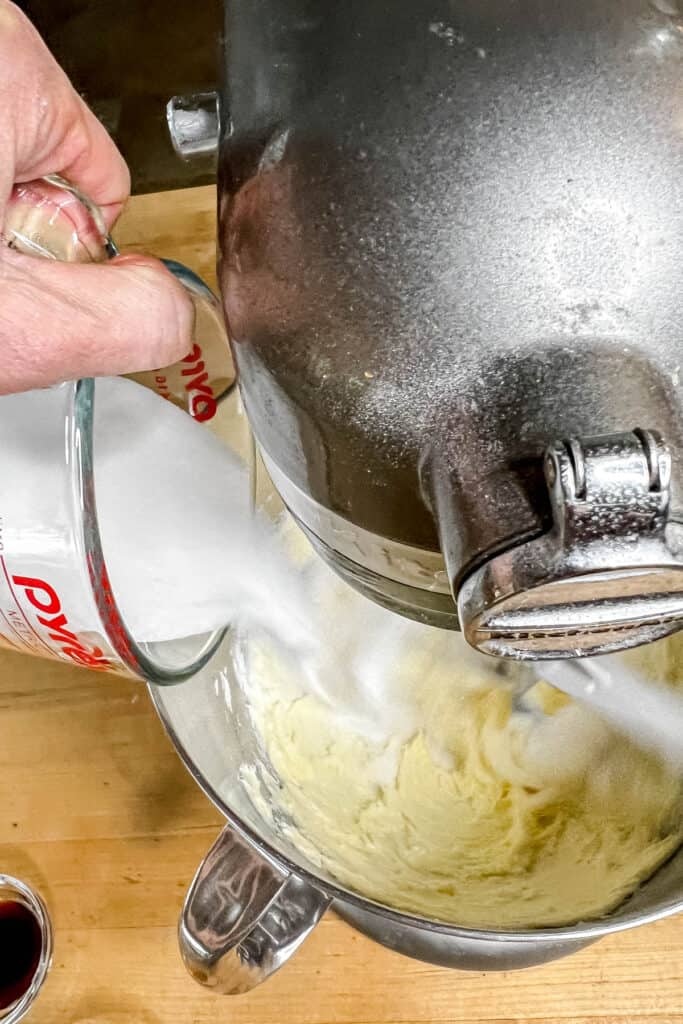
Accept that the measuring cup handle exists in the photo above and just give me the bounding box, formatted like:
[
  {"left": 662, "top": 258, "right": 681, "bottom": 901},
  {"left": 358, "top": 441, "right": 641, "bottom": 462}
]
[{"left": 179, "top": 824, "right": 330, "bottom": 994}]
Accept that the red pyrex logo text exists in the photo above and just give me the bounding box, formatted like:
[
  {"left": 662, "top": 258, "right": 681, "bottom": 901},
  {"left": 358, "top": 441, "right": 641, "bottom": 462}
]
[
  {"left": 12, "top": 576, "right": 111, "bottom": 671},
  {"left": 154, "top": 343, "right": 219, "bottom": 422},
  {"left": 180, "top": 342, "right": 218, "bottom": 422}
]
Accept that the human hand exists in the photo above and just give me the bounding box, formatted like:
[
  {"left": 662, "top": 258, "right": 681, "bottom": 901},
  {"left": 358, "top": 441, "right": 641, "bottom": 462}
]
[{"left": 0, "top": 1, "right": 193, "bottom": 394}]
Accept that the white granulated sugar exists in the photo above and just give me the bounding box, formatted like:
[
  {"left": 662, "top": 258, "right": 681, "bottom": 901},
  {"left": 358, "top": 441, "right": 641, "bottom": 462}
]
[{"left": 92, "top": 377, "right": 314, "bottom": 649}]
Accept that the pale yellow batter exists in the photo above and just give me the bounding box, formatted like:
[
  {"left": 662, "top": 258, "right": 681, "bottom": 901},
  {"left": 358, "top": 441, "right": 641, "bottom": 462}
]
[{"left": 236, "top": 530, "right": 683, "bottom": 930}]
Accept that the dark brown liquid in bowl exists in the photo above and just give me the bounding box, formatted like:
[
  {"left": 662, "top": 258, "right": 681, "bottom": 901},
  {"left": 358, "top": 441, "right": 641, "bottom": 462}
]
[{"left": 0, "top": 901, "right": 42, "bottom": 1009}]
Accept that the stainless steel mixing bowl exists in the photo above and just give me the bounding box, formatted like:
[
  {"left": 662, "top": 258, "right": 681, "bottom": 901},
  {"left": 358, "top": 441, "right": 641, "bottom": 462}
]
[{"left": 150, "top": 654, "right": 683, "bottom": 994}]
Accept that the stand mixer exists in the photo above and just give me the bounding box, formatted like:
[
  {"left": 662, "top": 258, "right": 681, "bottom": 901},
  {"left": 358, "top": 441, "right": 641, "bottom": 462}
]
[
  {"left": 153, "top": 0, "right": 683, "bottom": 995},
  {"left": 202, "top": 0, "right": 683, "bottom": 659}
]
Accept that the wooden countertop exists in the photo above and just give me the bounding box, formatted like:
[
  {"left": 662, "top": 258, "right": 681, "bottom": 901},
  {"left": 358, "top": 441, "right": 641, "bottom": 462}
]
[{"left": 1, "top": 187, "right": 682, "bottom": 1024}]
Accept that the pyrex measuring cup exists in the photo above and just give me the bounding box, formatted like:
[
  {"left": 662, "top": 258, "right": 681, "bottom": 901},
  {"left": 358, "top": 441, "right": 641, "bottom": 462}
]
[
  {"left": 0, "top": 377, "right": 251, "bottom": 682},
  {"left": 0, "top": 178, "right": 240, "bottom": 682}
]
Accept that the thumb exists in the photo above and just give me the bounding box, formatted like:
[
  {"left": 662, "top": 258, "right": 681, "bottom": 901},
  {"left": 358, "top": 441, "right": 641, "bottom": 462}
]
[{"left": 0, "top": 249, "right": 194, "bottom": 394}]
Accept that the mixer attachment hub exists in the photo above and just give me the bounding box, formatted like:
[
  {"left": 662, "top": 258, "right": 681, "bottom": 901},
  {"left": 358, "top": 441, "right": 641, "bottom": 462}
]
[{"left": 457, "top": 430, "right": 683, "bottom": 659}]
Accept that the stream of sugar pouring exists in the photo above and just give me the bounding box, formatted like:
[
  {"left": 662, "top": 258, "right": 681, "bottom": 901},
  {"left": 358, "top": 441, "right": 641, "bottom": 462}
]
[{"left": 540, "top": 657, "right": 683, "bottom": 770}]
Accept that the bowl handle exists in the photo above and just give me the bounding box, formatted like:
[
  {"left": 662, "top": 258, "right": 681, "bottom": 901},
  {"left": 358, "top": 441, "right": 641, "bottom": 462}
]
[{"left": 179, "top": 824, "right": 331, "bottom": 993}]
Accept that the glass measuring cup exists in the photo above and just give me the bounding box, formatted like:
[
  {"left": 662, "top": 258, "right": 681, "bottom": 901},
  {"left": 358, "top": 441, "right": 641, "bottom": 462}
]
[
  {"left": 0, "top": 178, "right": 242, "bottom": 682},
  {"left": 0, "top": 377, "right": 248, "bottom": 682}
]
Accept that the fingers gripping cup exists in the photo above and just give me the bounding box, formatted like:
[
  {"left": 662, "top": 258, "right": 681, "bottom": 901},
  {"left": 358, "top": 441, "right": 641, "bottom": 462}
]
[
  {"left": 0, "top": 178, "right": 241, "bottom": 683},
  {"left": 4, "top": 176, "right": 235, "bottom": 420}
]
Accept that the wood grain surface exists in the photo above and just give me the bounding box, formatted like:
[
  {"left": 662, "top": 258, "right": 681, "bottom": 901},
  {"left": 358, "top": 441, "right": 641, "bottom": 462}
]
[{"left": 1, "top": 187, "right": 682, "bottom": 1024}]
